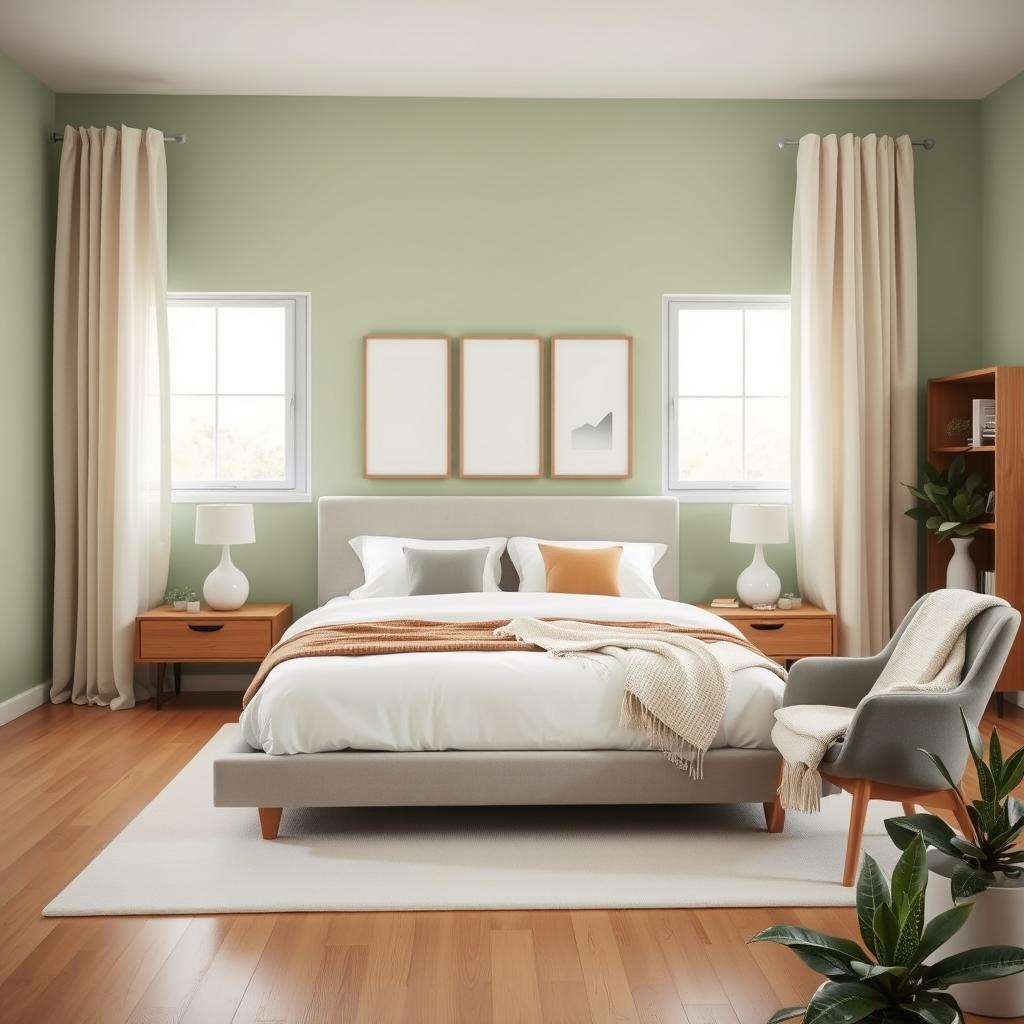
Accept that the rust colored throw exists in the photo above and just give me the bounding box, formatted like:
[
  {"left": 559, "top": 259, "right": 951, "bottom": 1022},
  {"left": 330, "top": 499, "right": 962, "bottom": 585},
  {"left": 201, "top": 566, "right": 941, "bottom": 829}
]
[{"left": 242, "top": 617, "right": 764, "bottom": 708}]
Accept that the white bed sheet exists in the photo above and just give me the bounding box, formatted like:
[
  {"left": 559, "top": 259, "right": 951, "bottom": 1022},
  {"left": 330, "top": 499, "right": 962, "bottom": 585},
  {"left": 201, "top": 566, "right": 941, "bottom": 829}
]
[{"left": 240, "top": 593, "right": 785, "bottom": 755}]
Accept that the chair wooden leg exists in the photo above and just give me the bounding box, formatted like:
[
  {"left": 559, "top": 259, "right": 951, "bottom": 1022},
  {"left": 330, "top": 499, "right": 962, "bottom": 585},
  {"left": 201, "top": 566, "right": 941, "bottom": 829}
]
[
  {"left": 941, "top": 792, "right": 976, "bottom": 842},
  {"left": 901, "top": 801, "right": 916, "bottom": 816},
  {"left": 843, "top": 780, "right": 872, "bottom": 887},
  {"left": 258, "top": 807, "right": 283, "bottom": 840},
  {"left": 764, "top": 759, "right": 786, "bottom": 833}
]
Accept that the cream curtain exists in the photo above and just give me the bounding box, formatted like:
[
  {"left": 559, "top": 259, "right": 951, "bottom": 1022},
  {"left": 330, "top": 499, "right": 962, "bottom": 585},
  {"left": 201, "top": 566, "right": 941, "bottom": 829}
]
[
  {"left": 791, "top": 133, "right": 918, "bottom": 656},
  {"left": 51, "top": 126, "right": 171, "bottom": 709}
]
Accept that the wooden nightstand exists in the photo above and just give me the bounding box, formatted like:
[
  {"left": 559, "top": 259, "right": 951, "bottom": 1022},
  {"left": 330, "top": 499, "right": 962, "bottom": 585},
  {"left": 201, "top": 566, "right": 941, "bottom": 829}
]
[
  {"left": 697, "top": 602, "right": 836, "bottom": 665},
  {"left": 135, "top": 602, "right": 292, "bottom": 708}
]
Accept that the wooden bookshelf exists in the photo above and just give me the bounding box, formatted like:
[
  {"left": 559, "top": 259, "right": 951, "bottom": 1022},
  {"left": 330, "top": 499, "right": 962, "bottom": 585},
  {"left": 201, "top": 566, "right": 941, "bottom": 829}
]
[{"left": 926, "top": 366, "right": 1024, "bottom": 696}]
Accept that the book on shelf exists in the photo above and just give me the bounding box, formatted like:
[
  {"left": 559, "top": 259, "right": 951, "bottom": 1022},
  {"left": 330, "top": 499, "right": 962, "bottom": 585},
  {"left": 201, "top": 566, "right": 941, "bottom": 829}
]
[
  {"left": 982, "top": 569, "right": 997, "bottom": 596},
  {"left": 709, "top": 596, "right": 739, "bottom": 608},
  {"left": 972, "top": 398, "right": 996, "bottom": 445}
]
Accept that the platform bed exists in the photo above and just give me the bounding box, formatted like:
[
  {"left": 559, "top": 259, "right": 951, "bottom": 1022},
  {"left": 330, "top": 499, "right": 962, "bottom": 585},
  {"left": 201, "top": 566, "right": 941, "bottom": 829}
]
[{"left": 211, "top": 496, "right": 790, "bottom": 839}]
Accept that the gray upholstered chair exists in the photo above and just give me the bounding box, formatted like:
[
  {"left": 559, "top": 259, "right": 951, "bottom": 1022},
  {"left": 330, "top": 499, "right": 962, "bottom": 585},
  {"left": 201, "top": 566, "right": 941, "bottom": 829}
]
[{"left": 782, "top": 595, "right": 1020, "bottom": 885}]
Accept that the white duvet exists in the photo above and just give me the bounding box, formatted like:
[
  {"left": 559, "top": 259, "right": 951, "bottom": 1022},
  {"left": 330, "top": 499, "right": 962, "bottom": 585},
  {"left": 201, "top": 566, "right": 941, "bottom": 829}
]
[{"left": 239, "top": 593, "right": 785, "bottom": 755}]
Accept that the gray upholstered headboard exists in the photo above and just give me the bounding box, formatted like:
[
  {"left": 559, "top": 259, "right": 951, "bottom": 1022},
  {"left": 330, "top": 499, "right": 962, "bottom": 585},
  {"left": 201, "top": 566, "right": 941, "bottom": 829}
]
[{"left": 317, "top": 496, "right": 679, "bottom": 605}]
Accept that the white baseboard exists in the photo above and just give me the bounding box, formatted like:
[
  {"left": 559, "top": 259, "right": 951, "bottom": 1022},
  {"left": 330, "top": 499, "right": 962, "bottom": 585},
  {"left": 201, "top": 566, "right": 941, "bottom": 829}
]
[{"left": 0, "top": 682, "right": 49, "bottom": 728}]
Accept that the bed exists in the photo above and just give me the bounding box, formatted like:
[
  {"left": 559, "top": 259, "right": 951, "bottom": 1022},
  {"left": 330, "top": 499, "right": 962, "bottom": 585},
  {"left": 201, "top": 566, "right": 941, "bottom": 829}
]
[{"left": 213, "top": 496, "right": 788, "bottom": 838}]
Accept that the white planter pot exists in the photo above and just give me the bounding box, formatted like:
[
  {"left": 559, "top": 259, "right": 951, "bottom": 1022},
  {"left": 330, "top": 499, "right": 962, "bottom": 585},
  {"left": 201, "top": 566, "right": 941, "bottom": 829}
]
[
  {"left": 186, "top": 600, "right": 201, "bottom": 613},
  {"left": 946, "top": 537, "right": 977, "bottom": 591},
  {"left": 172, "top": 600, "right": 186, "bottom": 611},
  {"left": 924, "top": 850, "right": 1024, "bottom": 1018}
]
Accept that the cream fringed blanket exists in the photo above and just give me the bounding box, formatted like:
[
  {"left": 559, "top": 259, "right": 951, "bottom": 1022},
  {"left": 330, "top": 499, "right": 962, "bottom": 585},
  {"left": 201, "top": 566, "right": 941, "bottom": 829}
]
[
  {"left": 496, "top": 617, "right": 785, "bottom": 778},
  {"left": 772, "top": 589, "right": 1008, "bottom": 813}
]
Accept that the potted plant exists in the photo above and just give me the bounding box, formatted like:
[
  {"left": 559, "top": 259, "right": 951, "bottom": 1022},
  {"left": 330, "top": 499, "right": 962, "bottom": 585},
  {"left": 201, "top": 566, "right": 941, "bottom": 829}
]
[
  {"left": 904, "top": 455, "right": 988, "bottom": 590},
  {"left": 751, "top": 834, "right": 1024, "bottom": 1022},
  {"left": 885, "top": 712, "right": 1024, "bottom": 1017},
  {"left": 164, "top": 586, "right": 187, "bottom": 611},
  {"left": 184, "top": 587, "right": 201, "bottom": 613}
]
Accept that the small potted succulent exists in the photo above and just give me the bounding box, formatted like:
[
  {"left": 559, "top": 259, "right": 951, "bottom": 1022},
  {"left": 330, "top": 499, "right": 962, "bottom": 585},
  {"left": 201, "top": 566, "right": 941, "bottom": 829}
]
[
  {"left": 885, "top": 711, "right": 1024, "bottom": 1017},
  {"left": 184, "top": 587, "right": 201, "bottom": 613},
  {"left": 164, "top": 586, "right": 188, "bottom": 611},
  {"left": 751, "top": 834, "right": 1024, "bottom": 1023}
]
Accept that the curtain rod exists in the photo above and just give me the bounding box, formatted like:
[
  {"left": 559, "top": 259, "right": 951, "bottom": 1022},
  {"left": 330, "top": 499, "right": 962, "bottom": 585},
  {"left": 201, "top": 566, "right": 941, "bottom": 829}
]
[
  {"left": 49, "top": 131, "right": 187, "bottom": 144},
  {"left": 777, "top": 137, "right": 934, "bottom": 150}
]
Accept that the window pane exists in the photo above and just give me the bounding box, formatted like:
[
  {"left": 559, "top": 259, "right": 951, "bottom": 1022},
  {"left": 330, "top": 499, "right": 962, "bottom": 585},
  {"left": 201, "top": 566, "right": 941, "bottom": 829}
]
[
  {"left": 744, "top": 309, "right": 790, "bottom": 396},
  {"left": 171, "top": 396, "right": 216, "bottom": 481},
  {"left": 677, "top": 309, "right": 743, "bottom": 396},
  {"left": 218, "top": 396, "right": 287, "bottom": 481},
  {"left": 744, "top": 397, "right": 790, "bottom": 482},
  {"left": 168, "top": 306, "right": 216, "bottom": 394},
  {"left": 218, "top": 306, "right": 287, "bottom": 394},
  {"left": 677, "top": 397, "right": 742, "bottom": 482}
]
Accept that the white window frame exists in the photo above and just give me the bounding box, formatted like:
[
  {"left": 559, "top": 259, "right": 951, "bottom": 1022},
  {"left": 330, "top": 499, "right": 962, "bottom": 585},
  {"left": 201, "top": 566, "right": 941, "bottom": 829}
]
[
  {"left": 168, "top": 292, "right": 311, "bottom": 503},
  {"left": 662, "top": 293, "right": 791, "bottom": 503}
]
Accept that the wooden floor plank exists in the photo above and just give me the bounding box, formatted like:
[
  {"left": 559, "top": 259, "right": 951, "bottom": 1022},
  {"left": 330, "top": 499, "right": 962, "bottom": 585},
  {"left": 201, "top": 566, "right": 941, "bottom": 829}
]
[{"left": 0, "top": 694, "right": 1017, "bottom": 1024}]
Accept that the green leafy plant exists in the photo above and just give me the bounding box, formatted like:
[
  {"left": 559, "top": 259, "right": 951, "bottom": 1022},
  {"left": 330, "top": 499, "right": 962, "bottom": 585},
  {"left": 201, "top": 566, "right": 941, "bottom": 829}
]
[
  {"left": 904, "top": 455, "right": 988, "bottom": 541},
  {"left": 751, "top": 835, "right": 1024, "bottom": 1023},
  {"left": 944, "top": 418, "right": 971, "bottom": 443},
  {"left": 164, "top": 586, "right": 187, "bottom": 603},
  {"left": 886, "top": 710, "right": 1024, "bottom": 901}
]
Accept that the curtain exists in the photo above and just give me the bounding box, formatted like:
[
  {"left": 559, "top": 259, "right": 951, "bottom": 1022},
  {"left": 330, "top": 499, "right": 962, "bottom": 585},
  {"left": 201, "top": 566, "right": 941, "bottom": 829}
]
[
  {"left": 51, "top": 126, "right": 171, "bottom": 709},
  {"left": 791, "top": 133, "right": 918, "bottom": 656}
]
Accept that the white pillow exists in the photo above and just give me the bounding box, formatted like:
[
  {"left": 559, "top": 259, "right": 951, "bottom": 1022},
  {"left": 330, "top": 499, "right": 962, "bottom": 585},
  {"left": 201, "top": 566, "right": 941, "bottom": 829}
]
[
  {"left": 349, "top": 536, "right": 507, "bottom": 598},
  {"left": 507, "top": 537, "right": 667, "bottom": 598}
]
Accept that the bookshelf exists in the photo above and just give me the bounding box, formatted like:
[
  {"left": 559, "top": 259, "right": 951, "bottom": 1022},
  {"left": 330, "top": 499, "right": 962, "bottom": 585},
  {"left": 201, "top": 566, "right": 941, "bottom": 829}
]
[{"left": 926, "top": 366, "right": 1024, "bottom": 703}]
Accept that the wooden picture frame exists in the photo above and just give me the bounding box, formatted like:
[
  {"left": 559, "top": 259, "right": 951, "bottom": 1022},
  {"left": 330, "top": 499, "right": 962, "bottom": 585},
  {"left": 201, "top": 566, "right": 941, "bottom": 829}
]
[
  {"left": 460, "top": 336, "right": 543, "bottom": 479},
  {"left": 363, "top": 335, "right": 450, "bottom": 479},
  {"left": 550, "top": 336, "right": 633, "bottom": 479}
]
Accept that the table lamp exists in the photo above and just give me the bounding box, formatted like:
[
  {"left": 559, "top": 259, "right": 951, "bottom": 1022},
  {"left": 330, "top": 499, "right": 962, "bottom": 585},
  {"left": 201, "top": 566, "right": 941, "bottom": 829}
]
[
  {"left": 194, "top": 503, "right": 256, "bottom": 610},
  {"left": 730, "top": 504, "right": 789, "bottom": 607}
]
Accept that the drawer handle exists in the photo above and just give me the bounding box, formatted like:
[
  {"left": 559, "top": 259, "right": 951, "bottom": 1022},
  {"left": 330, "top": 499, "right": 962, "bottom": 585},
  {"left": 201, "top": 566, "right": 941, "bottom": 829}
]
[
  {"left": 187, "top": 623, "right": 224, "bottom": 633},
  {"left": 750, "top": 622, "right": 784, "bottom": 631}
]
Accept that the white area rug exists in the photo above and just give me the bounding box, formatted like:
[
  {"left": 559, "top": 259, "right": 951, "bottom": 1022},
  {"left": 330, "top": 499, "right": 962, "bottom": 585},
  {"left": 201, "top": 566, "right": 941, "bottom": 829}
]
[{"left": 46, "top": 725, "right": 902, "bottom": 916}]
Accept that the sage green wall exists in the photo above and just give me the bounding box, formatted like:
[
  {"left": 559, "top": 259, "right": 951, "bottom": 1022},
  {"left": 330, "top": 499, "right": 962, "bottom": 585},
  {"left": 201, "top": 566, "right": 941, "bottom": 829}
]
[
  {"left": 55, "top": 95, "right": 982, "bottom": 616},
  {"left": 1, "top": 54, "right": 54, "bottom": 703},
  {"left": 981, "top": 72, "right": 1024, "bottom": 364}
]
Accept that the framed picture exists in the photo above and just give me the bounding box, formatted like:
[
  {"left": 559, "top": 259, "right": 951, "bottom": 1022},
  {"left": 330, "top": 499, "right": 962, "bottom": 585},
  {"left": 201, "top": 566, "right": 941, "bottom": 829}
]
[
  {"left": 460, "top": 336, "right": 543, "bottom": 479},
  {"left": 551, "top": 335, "right": 632, "bottom": 479},
  {"left": 363, "top": 335, "right": 450, "bottom": 478}
]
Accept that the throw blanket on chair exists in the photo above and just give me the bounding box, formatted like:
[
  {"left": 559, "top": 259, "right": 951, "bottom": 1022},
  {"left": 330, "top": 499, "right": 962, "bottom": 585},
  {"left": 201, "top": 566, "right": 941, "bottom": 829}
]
[
  {"left": 496, "top": 617, "right": 785, "bottom": 778},
  {"left": 243, "top": 617, "right": 784, "bottom": 779},
  {"left": 772, "top": 589, "right": 1007, "bottom": 812}
]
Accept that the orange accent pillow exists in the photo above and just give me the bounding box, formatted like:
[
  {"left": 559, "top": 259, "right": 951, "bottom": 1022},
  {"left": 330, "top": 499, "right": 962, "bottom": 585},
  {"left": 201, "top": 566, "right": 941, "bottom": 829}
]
[{"left": 538, "top": 544, "right": 623, "bottom": 597}]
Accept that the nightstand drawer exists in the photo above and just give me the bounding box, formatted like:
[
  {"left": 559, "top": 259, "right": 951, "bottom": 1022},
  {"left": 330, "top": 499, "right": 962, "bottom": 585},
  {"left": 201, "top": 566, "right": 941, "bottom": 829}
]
[
  {"left": 138, "top": 619, "right": 273, "bottom": 661},
  {"left": 731, "top": 617, "right": 833, "bottom": 657}
]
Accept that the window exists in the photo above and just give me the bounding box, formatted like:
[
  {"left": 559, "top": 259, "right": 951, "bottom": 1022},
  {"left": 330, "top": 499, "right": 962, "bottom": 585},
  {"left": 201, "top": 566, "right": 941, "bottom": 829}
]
[
  {"left": 168, "top": 293, "right": 310, "bottom": 501},
  {"left": 664, "top": 295, "right": 790, "bottom": 501}
]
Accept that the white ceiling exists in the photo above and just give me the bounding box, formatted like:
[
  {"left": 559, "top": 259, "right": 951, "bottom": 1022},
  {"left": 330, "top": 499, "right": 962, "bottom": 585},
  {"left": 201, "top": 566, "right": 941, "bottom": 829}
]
[{"left": 2, "top": 0, "right": 1022, "bottom": 99}]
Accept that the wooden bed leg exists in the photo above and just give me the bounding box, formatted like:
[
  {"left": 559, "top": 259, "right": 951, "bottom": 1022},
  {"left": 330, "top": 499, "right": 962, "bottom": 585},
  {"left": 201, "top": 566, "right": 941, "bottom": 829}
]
[
  {"left": 764, "top": 759, "right": 786, "bottom": 833},
  {"left": 259, "top": 807, "right": 283, "bottom": 840},
  {"left": 843, "top": 780, "right": 871, "bottom": 887}
]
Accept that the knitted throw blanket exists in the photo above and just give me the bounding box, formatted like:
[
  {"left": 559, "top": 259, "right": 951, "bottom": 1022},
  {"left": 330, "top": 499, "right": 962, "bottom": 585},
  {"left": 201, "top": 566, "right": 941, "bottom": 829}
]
[
  {"left": 496, "top": 617, "right": 785, "bottom": 778},
  {"left": 772, "top": 589, "right": 1008, "bottom": 813}
]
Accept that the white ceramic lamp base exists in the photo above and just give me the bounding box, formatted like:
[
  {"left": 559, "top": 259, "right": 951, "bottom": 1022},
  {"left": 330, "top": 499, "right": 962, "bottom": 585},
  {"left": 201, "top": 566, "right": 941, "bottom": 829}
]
[
  {"left": 736, "top": 544, "right": 782, "bottom": 607},
  {"left": 203, "top": 545, "right": 249, "bottom": 611}
]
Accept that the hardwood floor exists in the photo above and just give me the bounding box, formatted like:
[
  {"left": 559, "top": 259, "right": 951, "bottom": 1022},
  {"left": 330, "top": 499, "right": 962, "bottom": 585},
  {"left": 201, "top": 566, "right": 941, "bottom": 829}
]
[{"left": 0, "top": 695, "right": 1020, "bottom": 1024}]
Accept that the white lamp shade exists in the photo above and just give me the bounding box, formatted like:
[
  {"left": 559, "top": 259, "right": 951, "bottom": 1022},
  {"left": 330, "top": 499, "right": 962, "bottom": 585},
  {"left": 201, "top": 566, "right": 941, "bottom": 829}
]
[
  {"left": 730, "top": 504, "right": 788, "bottom": 545},
  {"left": 195, "top": 504, "right": 255, "bottom": 546}
]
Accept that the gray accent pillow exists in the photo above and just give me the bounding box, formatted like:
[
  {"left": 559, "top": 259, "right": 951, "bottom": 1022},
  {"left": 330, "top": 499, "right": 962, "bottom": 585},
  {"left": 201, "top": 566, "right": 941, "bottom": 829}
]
[{"left": 403, "top": 546, "right": 491, "bottom": 596}]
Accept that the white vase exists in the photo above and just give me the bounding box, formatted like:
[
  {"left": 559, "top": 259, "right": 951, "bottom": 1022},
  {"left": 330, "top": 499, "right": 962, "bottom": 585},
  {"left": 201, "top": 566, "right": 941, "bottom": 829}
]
[
  {"left": 736, "top": 544, "right": 782, "bottom": 607},
  {"left": 946, "top": 536, "right": 977, "bottom": 591},
  {"left": 924, "top": 850, "right": 1024, "bottom": 1017}
]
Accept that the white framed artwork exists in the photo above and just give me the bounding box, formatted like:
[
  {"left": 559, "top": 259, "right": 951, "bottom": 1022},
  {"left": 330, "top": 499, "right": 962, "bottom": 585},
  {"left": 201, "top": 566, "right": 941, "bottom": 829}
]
[
  {"left": 551, "top": 336, "right": 633, "bottom": 479},
  {"left": 460, "top": 336, "right": 543, "bottom": 479},
  {"left": 363, "top": 335, "right": 450, "bottom": 478}
]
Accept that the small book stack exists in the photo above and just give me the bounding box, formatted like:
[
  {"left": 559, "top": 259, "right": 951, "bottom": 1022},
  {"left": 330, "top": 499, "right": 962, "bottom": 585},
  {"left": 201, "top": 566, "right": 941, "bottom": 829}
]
[
  {"left": 982, "top": 570, "right": 997, "bottom": 596},
  {"left": 710, "top": 596, "right": 739, "bottom": 609},
  {"left": 972, "top": 398, "right": 996, "bottom": 446}
]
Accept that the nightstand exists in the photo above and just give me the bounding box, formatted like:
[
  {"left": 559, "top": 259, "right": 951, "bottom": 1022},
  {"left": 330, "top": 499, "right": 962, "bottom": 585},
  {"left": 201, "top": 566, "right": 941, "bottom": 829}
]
[
  {"left": 697, "top": 602, "right": 836, "bottom": 665},
  {"left": 135, "top": 602, "right": 292, "bottom": 708}
]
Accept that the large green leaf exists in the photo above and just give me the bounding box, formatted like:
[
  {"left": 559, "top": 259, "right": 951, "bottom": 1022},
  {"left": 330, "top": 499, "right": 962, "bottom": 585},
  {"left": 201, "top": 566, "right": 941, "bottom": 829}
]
[
  {"left": 850, "top": 961, "right": 906, "bottom": 980},
  {"left": 892, "top": 836, "right": 928, "bottom": 908},
  {"left": 926, "top": 945, "right": 1024, "bottom": 987},
  {"left": 950, "top": 862, "right": 995, "bottom": 901},
  {"left": 913, "top": 903, "right": 973, "bottom": 966},
  {"left": 749, "top": 926, "right": 866, "bottom": 978},
  {"left": 893, "top": 892, "right": 925, "bottom": 966},
  {"left": 803, "top": 982, "right": 891, "bottom": 1024},
  {"left": 872, "top": 902, "right": 900, "bottom": 966},
  {"left": 996, "top": 747, "right": 1024, "bottom": 799},
  {"left": 856, "top": 853, "right": 891, "bottom": 955},
  {"left": 768, "top": 1008, "right": 807, "bottom": 1024},
  {"left": 884, "top": 814, "right": 959, "bottom": 858},
  {"left": 917, "top": 749, "right": 963, "bottom": 799},
  {"left": 896, "top": 997, "right": 960, "bottom": 1024}
]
